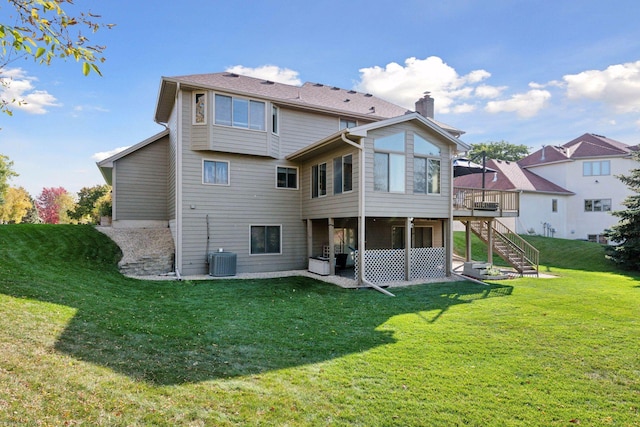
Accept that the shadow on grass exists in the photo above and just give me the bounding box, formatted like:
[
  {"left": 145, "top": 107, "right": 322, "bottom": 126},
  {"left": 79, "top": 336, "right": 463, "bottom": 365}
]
[
  {"left": 3, "top": 273, "right": 512, "bottom": 385},
  {"left": 0, "top": 226, "right": 515, "bottom": 385}
]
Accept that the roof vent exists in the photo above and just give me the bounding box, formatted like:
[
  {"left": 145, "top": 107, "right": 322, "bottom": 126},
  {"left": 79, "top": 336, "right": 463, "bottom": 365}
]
[
  {"left": 331, "top": 86, "right": 340, "bottom": 90},
  {"left": 344, "top": 98, "right": 350, "bottom": 102},
  {"left": 313, "top": 83, "right": 323, "bottom": 87},
  {"left": 261, "top": 80, "right": 275, "bottom": 85},
  {"left": 369, "top": 106, "right": 375, "bottom": 113},
  {"left": 225, "top": 73, "right": 239, "bottom": 78},
  {"left": 593, "top": 133, "right": 606, "bottom": 138},
  {"left": 348, "top": 90, "right": 357, "bottom": 94},
  {"left": 364, "top": 93, "right": 373, "bottom": 97}
]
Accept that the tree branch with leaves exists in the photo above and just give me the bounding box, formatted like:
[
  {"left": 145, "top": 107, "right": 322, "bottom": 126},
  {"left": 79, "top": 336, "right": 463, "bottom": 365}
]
[{"left": 1, "top": 0, "right": 113, "bottom": 114}]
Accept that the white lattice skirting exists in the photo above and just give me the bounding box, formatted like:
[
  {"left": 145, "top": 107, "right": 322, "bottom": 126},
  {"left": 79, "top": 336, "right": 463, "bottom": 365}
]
[{"left": 353, "top": 247, "right": 446, "bottom": 284}]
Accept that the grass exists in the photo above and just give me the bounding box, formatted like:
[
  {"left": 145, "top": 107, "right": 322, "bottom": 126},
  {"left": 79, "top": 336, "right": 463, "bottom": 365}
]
[{"left": 1, "top": 224, "right": 639, "bottom": 426}]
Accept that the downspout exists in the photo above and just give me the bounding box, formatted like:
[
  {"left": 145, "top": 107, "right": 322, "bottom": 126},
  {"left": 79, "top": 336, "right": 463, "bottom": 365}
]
[
  {"left": 341, "top": 132, "right": 395, "bottom": 297},
  {"left": 175, "top": 82, "right": 183, "bottom": 279}
]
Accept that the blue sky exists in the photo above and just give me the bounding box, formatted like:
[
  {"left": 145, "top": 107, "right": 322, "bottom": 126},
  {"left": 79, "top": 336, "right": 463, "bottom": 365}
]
[{"left": 2, "top": 0, "right": 640, "bottom": 197}]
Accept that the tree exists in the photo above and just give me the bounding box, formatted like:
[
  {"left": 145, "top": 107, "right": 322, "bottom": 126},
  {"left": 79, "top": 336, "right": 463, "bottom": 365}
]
[
  {"left": 468, "top": 140, "right": 530, "bottom": 162},
  {"left": 68, "top": 184, "right": 110, "bottom": 224},
  {"left": 22, "top": 194, "right": 41, "bottom": 223},
  {"left": 1, "top": 0, "right": 113, "bottom": 114},
  {"left": 0, "top": 154, "right": 18, "bottom": 203},
  {"left": 605, "top": 150, "right": 640, "bottom": 270},
  {"left": 0, "top": 186, "right": 31, "bottom": 223},
  {"left": 36, "top": 186, "right": 72, "bottom": 224},
  {"left": 56, "top": 190, "right": 76, "bottom": 224}
]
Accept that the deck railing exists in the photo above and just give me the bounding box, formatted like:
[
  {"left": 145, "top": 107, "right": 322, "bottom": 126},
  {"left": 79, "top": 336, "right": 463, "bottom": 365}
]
[{"left": 453, "top": 187, "right": 520, "bottom": 216}]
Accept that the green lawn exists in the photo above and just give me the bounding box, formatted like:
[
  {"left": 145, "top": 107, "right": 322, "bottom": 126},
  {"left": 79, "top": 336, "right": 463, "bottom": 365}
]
[{"left": 1, "top": 225, "right": 638, "bottom": 426}]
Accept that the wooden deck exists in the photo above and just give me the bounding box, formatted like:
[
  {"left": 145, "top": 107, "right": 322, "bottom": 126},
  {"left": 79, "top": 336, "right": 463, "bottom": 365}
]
[{"left": 453, "top": 187, "right": 520, "bottom": 218}]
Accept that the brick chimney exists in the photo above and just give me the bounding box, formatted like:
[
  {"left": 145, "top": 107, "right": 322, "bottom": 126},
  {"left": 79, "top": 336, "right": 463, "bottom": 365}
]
[{"left": 415, "top": 92, "right": 434, "bottom": 119}]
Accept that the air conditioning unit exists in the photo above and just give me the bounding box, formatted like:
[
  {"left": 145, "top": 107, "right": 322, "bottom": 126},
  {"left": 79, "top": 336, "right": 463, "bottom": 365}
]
[{"left": 208, "top": 252, "right": 237, "bottom": 277}]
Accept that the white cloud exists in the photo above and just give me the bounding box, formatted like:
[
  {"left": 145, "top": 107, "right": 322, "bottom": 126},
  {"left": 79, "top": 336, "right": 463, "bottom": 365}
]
[
  {"left": 563, "top": 60, "right": 640, "bottom": 113},
  {"left": 475, "top": 84, "right": 507, "bottom": 98},
  {"left": 225, "top": 65, "right": 302, "bottom": 86},
  {"left": 354, "top": 56, "right": 492, "bottom": 113},
  {"left": 74, "top": 105, "right": 110, "bottom": 113},
  {"left": 453, "top": 103, "right": 476, "bottom": 113},
  {"left": 92, "top": 146, "right": 130, "bottom": 161},
  {"left": 485, "top": 89, "right": 551, "bottom": 118},
  {"left": 0, "top": 67, "right": 61, "bottom": 114}
]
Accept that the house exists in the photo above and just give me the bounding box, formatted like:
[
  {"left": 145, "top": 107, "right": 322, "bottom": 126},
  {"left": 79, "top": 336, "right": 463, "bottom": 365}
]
[
  {"left": 454, "top": 158, "right": 574, "bottom": 237},
  {"left": 455, "top": 133, "right": 639, "bottom": 244},
  {"left": 519, "top": 133, "right": 639, "bottom": 243},
  {"left": 98, "top": 72, "right": 526, "bottom": 285}
]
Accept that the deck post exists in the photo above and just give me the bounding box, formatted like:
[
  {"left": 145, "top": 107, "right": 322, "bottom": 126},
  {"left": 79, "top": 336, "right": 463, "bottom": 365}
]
[
  {"left": 465, "top": 221, "right": 472, "bottom": 262},
  {"left": 487, "top": 219, "right": 494, "bottom": 264},
  {"left": 405, "top": 217, "right": 412, "bottom": 280},
  {"left": 328, "top": 218, "right": 335, "bottom": 276},
  {"left": 307, "top": 219, "right": 313, "bottom": 260}
]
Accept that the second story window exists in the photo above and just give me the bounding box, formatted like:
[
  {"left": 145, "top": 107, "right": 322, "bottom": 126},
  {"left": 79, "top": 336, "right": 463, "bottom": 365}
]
[
  {"left": 414, "top": 133, "right": 441, "bottom": 195},
  {"left": 193, "top": 92, "right": 206, "bottom": 125},
  {"left": 215, "top": 94, "right": 265, "bottom": 131},
  {"left": 414, "top": 158, "right": 441, "bottom": 194},
  {"left": 374, "top": 132, "right": 405, "bottom": 193},
  {"left": 584, "top": 199, "right": 611, "bottom": 212},
  {"left": 583, "top": 160, "right": 610, "bottom": 176},
  {"left": 272, "top": 105, "right": 279, "bottom": 134},
  {"left": 333, "top": 154, "right": 353, "bottom": 194},
  {"left": 312, "top": 163, "right": 327, "bottom": 198},
  {"left": 340, "top": 118, "right": 357, "bottom": 130}
]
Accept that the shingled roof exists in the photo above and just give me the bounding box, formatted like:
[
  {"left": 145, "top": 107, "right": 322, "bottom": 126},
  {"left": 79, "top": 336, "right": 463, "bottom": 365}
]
[
  {"left": 519, "top": 133, "right": 637, "bottom": 167},
  {"left": 154, "top": 72, "right": 463, "bottom": 135},
  {"left": 454, "top": 159, "right": 573, "bottom": 195}
]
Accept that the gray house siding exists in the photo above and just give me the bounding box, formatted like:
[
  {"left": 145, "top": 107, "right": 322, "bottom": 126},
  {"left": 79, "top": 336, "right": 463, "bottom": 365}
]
[
  {"left": 300, "top": 145, "right": 360, "bottom": 219},
  {"left": 278, "top": 108, "right": 373, "bottom": 156},
  {"left": 364, "top": 122, "right": 452, "bottom": 218},
  {"left": 178, "top": 143, "right": 306, "bottom": 275},
  {"left": 168, "top": 104, "right": 178, "bottom": 221},
  {"left": 113, "top": 136, "right": 169, "bottom": 220}
]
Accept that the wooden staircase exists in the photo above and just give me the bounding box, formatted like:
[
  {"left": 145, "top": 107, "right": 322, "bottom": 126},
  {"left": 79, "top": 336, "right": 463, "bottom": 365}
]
[{"left": 468, "top": 220, "right": 539, "bottom": 276}]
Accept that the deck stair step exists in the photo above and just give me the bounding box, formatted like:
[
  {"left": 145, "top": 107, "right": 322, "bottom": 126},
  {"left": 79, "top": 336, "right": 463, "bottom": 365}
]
[{"left": 468, "top": 220, "right": 539, "bottom": 277}]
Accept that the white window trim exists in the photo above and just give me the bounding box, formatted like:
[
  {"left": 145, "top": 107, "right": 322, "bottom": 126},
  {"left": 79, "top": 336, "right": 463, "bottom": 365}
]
[
  {"left": 202, "top": 158, "right": 231, "bottom": 186},
  {"left": 272, "top": 105, "right": 280, "bottom": 135},
  {"left": 249, "top": 224, "right": 283, "bottom": 256},
  {"left": 193, "top": 92, "right": 207, "bottom": 125},
  {"left": 584, "top": 198, "right": 612, "bottom": 212},
  {"left": 414, "top": 156, "right": 441, "bottom": 196},
  {"left": 334, "top": 154, "right": 354, "bottom": 195},
  {"left": 275, "top": 165, "right": 299, "bottom": 190},
  {"left": 213, "top": 93, "right": 266, "bottom": 132},
  {"left": 339, "top": 117, "right": 357, "bottom": 130},
  {"left": 583, "top": 160, "right": 611, "bottom": 176},
  {"left": 312, "top": 162, "right": 328, "bottom": 198}
]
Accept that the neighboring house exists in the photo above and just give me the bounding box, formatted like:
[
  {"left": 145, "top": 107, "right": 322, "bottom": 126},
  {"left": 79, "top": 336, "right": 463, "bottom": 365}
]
[
  {"left": 98, "top": 72, "right": 479, "bottom": 284},
  {"left": 456, "top": 133, "right": 639, "bottom": 243},
  {"left": 519, "top": 133, "right": 639, "bottom": 243},
  {"left": 454, "top": 159, "right": 574, "bottom": 237}
]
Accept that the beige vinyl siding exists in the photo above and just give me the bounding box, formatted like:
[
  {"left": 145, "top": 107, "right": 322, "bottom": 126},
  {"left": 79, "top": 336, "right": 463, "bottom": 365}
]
[
  {"left": 279, "top": 109, "right": 343, "bottom": 156},
  {"left": 210, "top": 125, "right": 270, "bottom": 157},
  {"left": 300, "top": 145, "right": 360, "bottom": 219},
  {"left": 364, "top": 122, "right": 452, "bottom": 218},
  {"left": 114, "top": 136, "right": 169, "bottom": 220},
  {"left": 178, "top": 145, "right": 306, "bottom": 275},
  {"left": 168, "top": 104, "right": 178, "bottom": 220}
]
